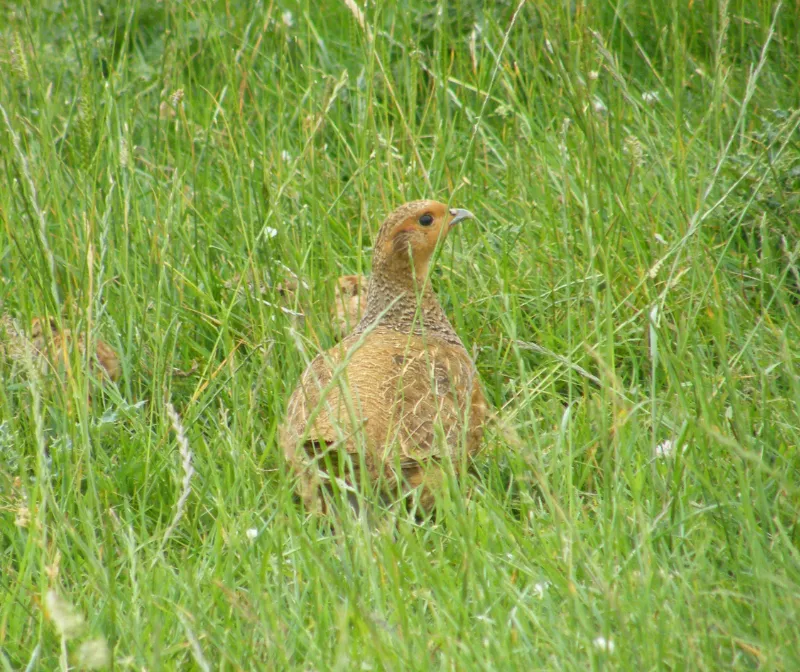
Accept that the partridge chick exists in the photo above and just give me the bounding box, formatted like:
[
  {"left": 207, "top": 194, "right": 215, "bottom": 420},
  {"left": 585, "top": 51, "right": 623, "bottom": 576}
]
[
  {"left": 31, "top": 317, "right": 122, "bottom": 383},
  {"left": 332, "top": 274, "right": 367, "bottom": 339},
  {"left": 281, "top": 200, "right": 487, "bottom": 513},
  {"left": 0, "top": 313, "right": 33, "bottom": 362}
]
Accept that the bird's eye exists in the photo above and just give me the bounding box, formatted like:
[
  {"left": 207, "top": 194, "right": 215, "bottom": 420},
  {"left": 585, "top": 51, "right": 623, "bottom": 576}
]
[{"left": 418, "top": 213, "right": 434, "bottom": 226}]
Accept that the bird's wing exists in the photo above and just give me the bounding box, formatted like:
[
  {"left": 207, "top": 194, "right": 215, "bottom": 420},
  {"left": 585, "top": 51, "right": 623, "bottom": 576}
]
[
  {"left": 280, "top": 331, "right": 486, "bottom": 491},
  {"left": 280, "top": 337, "right": 370, "bottom": 458},
  {"left": 376, "top": 337, "right": 481, "bottom": 464}
]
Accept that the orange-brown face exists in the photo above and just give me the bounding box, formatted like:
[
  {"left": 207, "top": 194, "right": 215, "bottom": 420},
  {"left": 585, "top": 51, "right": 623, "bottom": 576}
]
[{"left": 376, "top": 200, "right": 473, "bottom": 277}]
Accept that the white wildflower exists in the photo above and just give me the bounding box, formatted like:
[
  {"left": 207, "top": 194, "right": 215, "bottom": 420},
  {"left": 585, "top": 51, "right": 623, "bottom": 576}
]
[
  {"left": 592, "top": 97, "right": 607, "bottom": 115},
  {"left": 588, "top": 70, "right": 599, "bottom": 81},
  {"left": 655, "top": 439, "right": 676, "bottom": 459},
  {"left": 593, "top": 636, "right": 615, "bottom": 653},
  {"left": 45, "top": 590, "right": 86, "bottom": 639},
  {"left": 533, "top": 581, "right": 550, "bottom": 598},
  {"left": 282, "top": 10, "right": 294, "bottom": 27},
  {"left": 263, "top": 226, "right": 278, "bottom": 239},
  {"left": 246, "top": 528, "right": 258, "bottom": 541},
  {"left": 75, "top": 637, "right": 111, "bottom": 669},
  {"left": 642, "top": 91, "right": 659, "bottom": 106},
  {"left": 280, "top": 150, "right": 291, "bottom": 162}
]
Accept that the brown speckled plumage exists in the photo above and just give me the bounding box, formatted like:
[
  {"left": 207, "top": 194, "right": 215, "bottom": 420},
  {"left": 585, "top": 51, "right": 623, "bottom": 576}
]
[
  {"left": 281, "top": 200, "right": 487, "bottom": 513},
  {"left": 30, "top": 317, "right": 121, "bottom": 383}
]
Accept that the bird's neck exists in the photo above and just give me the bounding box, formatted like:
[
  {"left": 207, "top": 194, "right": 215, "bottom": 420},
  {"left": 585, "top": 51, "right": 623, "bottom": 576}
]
[{"left": 356, "top": 258, "right": 462, "bottom": 346}]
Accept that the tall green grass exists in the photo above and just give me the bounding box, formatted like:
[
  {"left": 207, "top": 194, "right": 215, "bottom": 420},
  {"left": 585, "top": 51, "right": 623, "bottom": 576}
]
[{"left": 1, "top": 0, "right": 799, "bottom": 668}]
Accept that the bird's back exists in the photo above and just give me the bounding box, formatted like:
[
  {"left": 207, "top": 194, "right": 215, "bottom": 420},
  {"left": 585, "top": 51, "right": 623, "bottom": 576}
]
[{"left": 280, "top": 326, "right": 487, "bottom": 509}]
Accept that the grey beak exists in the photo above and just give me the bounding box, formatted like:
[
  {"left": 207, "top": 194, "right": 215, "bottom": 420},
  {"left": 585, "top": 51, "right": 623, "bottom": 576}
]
[{"left": 448, "top": 208, "right": 474, "bottom": 226}]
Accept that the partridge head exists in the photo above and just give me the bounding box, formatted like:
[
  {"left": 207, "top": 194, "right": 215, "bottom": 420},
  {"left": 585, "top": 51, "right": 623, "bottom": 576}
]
[{"left": 357, "top": 201, "right": 473, "bottom": 343}]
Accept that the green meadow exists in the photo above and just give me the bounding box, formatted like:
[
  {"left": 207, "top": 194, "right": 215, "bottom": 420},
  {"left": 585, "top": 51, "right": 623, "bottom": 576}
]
[{"left": 1, "top": 0, "right": 799, "bottom": 668}]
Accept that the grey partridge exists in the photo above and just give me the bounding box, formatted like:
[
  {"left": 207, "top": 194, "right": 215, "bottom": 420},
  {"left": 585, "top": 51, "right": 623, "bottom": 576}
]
[
  {"left": 30, "top": 317, "right": 121, "bottom": 383},
  {"left": 280, "top": 200, "right": 487, "bottom": 513}
]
